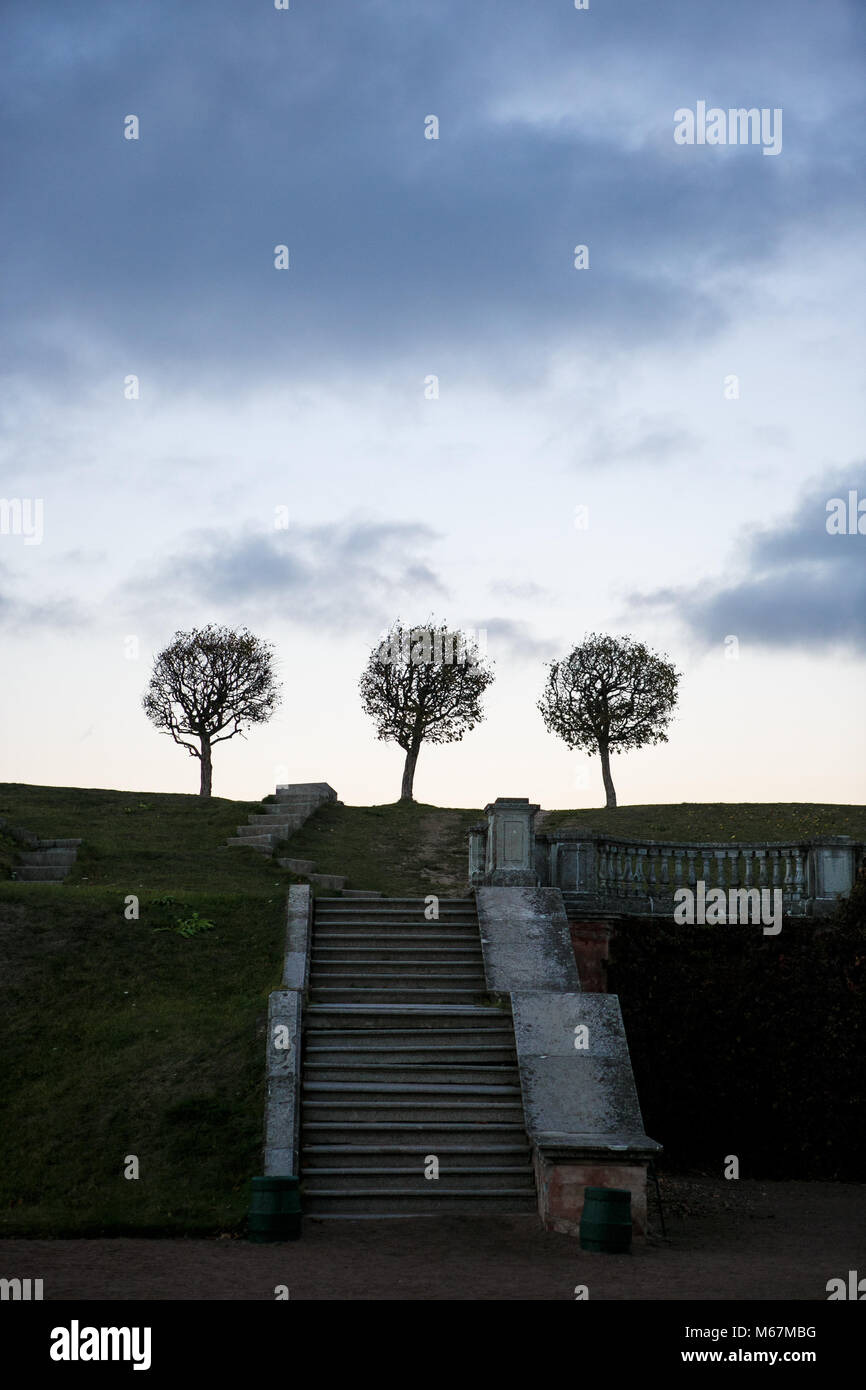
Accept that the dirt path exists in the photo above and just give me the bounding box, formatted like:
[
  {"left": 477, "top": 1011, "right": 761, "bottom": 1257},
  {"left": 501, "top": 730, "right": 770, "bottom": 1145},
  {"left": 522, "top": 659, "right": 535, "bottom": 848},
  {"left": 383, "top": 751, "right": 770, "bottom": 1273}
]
[{"left": 2, "top": 1177, "right": 862, "bottom": 1300}]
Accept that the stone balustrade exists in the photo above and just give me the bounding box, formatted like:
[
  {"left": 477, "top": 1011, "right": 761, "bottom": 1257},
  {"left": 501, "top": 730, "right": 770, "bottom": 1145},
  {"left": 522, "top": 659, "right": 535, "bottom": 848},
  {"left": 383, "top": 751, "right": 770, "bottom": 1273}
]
[{"left": 470, "top": 798, "right": 863, "bottom": 917}]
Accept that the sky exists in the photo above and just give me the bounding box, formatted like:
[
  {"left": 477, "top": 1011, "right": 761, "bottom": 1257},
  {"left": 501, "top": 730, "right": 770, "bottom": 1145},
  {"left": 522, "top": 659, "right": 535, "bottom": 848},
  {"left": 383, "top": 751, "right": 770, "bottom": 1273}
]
[{"left": 1, "top": 0, "right": 864, "bottom": 812}]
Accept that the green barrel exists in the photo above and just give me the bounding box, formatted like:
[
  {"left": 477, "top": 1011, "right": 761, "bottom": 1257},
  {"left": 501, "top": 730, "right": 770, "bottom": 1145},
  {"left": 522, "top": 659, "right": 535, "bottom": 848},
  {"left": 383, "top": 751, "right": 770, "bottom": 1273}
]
[
  {"left": 579, "top": 1187, "right": 632, "bottom": 1253},
  {"left": 248, "top": 1176, "right": 302, "bottom": 1242}
]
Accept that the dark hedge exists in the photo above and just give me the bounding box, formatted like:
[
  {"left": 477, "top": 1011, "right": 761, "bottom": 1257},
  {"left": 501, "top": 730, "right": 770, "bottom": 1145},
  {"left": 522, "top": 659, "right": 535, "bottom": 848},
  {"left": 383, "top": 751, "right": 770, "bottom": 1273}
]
[{"left": 608, "top": 878, "right": 866, "bottom": 1178}]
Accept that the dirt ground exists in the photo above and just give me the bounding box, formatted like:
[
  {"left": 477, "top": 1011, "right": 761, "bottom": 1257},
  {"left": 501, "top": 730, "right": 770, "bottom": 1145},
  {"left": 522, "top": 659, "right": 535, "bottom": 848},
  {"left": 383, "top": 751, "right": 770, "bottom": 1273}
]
[{"left": 2, "top": 1176, "right": 863, "bottom": 1301}]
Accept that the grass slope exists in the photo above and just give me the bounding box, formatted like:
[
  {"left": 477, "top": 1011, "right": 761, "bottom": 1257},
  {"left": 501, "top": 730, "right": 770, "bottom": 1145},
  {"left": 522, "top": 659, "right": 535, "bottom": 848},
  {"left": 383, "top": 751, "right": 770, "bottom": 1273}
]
[{"left": 1, "top": 783, "right": 863, "bottom": 1236}]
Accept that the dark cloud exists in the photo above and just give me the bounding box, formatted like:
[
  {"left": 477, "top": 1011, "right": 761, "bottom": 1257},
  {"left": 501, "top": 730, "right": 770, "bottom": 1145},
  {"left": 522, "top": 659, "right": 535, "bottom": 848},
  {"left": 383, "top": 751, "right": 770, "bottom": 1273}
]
[
  {"left": 629, "top": 472, "right": 866, "bottom": 653},
  {"left": 120, "top": 519, "right": 446, "bottom": 632},
  {"left": 1, "top": 0, "right": 861, "bottom": 390}
]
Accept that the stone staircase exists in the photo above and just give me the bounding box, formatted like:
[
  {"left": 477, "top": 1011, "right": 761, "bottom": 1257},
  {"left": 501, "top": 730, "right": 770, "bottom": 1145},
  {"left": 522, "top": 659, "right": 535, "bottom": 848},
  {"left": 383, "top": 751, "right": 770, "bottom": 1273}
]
[
  {"left": 226, "top": 782, "right": 382, "bottom": 897},
  {"left": 12, "top": 838, "right": 82, "bottom": 883},
  {"left": 299, "top": 896, "right": 537, "bottom": 1216},
  {"left": 226, "top": 782, "right": 344, "bottom": 888}
]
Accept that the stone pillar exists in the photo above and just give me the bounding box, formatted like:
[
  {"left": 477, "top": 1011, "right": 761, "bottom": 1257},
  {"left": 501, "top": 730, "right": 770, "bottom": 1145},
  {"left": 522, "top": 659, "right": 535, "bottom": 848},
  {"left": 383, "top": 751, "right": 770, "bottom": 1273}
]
[
  {"left": 484, "top": 798, "right": 540, "bottom": 886},
  {"left": 807, "top": 837, "right": 858, "bottom": 909},
  {"left": 468, "top": 822, "right": 487, "bottom": 886}
]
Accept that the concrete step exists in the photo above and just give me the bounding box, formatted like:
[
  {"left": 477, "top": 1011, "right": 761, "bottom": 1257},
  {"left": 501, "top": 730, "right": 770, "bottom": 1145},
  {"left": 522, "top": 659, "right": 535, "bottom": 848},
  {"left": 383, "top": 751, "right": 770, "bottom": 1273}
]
[
  {"left": 36, "top": 838, "right": 82, "bottom": 849},
  {"left": 225, "top": 837, "right": 272, "bottom": 852},
  {"left": 305, "top": 1005, "right": 510, "bottom": 1031},
  {"left": 301, "top": 1168, "right": 535, "bottom": 1192},
  {"left": 315, "top": 900, "right": 475, "bottom": 911},
  {"left": 309, "top": 873, "right": 346, "bottom": 890},
  {"left": 308, "top": 987, "right": 492, "bottom": 1005},
  {"left": 304, "top": 1062, "right": 521, "bottom": 1085},
  {"left": 315, "top": 901, "right": 475, "bottom": 913},
  {"left": 305, "top": 1041, "right": 518, "bottom": 1065},
  {"left": 310, "top": 963, "right": 486, "bottom": 980},
  {"left": 314, "top": 920, "right": 478, "bottom": 932},
  {"left": 301, "top": 1121, "right": 530, "bottom": 1146},
  {"left": 246, "top": 814, "right": 305, "bottom": 830},
  {"left": 14, "top": 866, "right": 70, "bottom": 882},
  {"left": 302, "top": 1144, "right": 532, "bottom": 1169},
  {"left": 301, "top": 1098, "right": 525, "bottom": 1124},
  {"left": 300, "top": 1190, "right": 537, "bottom": 1215},
  {"left": 311, "top": 945, "right": 483, "bottom": 961},
  {"left": 276, "top": 857, "right": 316, "bottom": 874},
  {"left": 235, "top": 823, "right": 294, "bottom": 838},
  {"left": 341, "top": 890, "right": 383, "bottom": 899},
  {"left": 17, "top": 849, "right": 77, "bottom": 866},
  {"left": 313, "top": 933, "right": 481, "bottom": 949}
]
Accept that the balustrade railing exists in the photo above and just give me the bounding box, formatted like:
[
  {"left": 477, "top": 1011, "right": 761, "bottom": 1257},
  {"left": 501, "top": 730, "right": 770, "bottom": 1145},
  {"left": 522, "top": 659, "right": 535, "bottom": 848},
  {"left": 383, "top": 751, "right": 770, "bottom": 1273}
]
[{"left": 469, "top": 803, "right": 861, "bottom": 917}]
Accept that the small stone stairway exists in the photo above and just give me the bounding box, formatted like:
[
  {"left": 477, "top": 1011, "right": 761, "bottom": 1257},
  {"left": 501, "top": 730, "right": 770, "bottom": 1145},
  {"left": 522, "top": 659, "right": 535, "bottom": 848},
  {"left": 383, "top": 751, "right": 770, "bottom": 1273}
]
[
  {"left": 225, "top": 782, "right": 381, "bottom": 897},
  {"left": 300, "top": 896, "right": 537, "bottom": 1216},
  {"left": 12, "top": 838, "right": 82, "bottom": 883}
]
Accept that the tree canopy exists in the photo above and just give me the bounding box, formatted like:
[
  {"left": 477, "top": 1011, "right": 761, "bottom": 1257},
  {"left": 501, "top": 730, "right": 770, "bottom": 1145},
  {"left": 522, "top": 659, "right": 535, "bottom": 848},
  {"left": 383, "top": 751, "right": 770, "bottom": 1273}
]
[
  {"left": 142, "top": 624, "right": 281, "bottom": 797},
  {"left": 538, "top": 632, "right": 680, "bottom": 808},
  {"left": 359, "top": 620, "right": 494, "bottom": 800}
]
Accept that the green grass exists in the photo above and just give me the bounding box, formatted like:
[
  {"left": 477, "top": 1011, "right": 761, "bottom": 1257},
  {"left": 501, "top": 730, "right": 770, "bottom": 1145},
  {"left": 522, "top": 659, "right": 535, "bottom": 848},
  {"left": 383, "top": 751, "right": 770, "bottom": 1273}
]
[
  {"left": 0, "top": 885, "right": 284, "bottom": 1236},
  {"left": 1, "top": 782, "right": 863, "bottom": 1237},
  {"left": 274, "top": 800, "right": 482, "bottom": 897},
  {"left": 541, "top": 803, "right": 866, "bottom": 843}
]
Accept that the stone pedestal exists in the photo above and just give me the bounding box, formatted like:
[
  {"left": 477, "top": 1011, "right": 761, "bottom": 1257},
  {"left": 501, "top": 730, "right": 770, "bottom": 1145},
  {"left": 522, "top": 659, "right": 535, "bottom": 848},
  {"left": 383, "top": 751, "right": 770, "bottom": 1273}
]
[
  {"left": 534, "top": 1150, "right": 650, "bottom": 1238},
  {"left": 484, "top": 798, "right": 540, "bottom": 886}
]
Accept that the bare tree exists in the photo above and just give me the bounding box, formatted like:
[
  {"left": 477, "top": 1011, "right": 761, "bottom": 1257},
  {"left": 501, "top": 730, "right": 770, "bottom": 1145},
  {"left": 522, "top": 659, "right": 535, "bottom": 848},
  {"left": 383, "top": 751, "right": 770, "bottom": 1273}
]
[
  {"left": 142, "top": 624, "right": 281, "bottom": 798},
  {"left": 359, "top": 620, "right": 494, "bottom": 801},
  {"left": 538, "top": 632, "right": 680, "bottom": 809}
]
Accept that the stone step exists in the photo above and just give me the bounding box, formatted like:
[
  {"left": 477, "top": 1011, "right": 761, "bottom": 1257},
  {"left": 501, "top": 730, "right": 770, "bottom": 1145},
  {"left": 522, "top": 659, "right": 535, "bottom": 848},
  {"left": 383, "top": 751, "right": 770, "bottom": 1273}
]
[
  {"left": 14, "top": 866, "right": 70, "bottom": 881},
  {"left": 235, "top": 823, "right": 293, "bottom": 838},
  {"left": 311, "top": 945, "right": 483, "bottom": 961},
  {"left": 313, "top": 933, "right": 481, "bottom": 948},
  {"left": 315, "top": 900, "right": 475, "bottom": 911},
  {"left": 300, "top": 1168, "right": 535, "bottom": 1192},
  {"left": 276, "top": 857, "right": 317, "bottom": 874},
  {"left": 300, "top": 1190, "right": 537, "bottom": 1215},
  {"left": 301, "top": 1121, "right": 529, "bottom": 1146},
  {"left": 301, "top": 1144, "right": 531, "bottom": 1170},
  {"left": 341, "top": 890, "right": 384, "bottom": 899},
  {"left": 309, "top": 873, "right": 346, "bottom": 891},
  {"left": 308, "top": 987, "right": 492, "bottom": 1006},
  {"left": 301, "top": 1098, "right": 525, "bottom": 1124},
  {"left": 225, "top": 837, "right": 272, "bottom": 852},
  {"left": 315, "top": 902, "right": 476, "bottom": 914},
  {"left": 17, "top": 849, "right": 77, "bottom": 866},
  {"left": 310, "top": 963, "right": 485, "bottom": 979},
  {"left": 246, "top": 814, "right": 306, "bottom": 830},
  {"left": 36, "top": 838, "right": 82, "bottom": 849},
  {"left": 304, "top": 1062, "right": 520, "bottom": 1085},
  {"left": 305, "top": 1005, "right": 509, "bottom": 1031},
  {"left": 305, "top": 1042, "right": 518, "bottom": 1065}
]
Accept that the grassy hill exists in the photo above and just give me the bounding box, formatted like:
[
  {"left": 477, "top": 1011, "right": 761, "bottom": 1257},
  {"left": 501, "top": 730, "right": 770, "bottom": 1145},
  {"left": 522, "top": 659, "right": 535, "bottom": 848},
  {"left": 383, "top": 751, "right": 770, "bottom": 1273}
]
[{"left": 1, "top": 783, "right": 863, "bottom": 1237}]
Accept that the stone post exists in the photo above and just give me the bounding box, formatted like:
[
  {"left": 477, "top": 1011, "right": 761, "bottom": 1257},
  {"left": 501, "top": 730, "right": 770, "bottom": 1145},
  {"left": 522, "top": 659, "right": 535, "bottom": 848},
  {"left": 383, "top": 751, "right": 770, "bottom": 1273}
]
[
  {"left": 484, "top": 797, "right": 540, "bottom": 886},
  {"left": 807, "top": 837, "right": 859, "bottom": 911}
]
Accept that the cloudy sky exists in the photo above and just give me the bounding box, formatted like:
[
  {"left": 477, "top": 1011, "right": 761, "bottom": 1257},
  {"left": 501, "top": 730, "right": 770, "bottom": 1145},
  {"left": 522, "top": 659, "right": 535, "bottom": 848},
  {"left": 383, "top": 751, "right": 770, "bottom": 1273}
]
[{"left": 1, "top": 0, "right": 864, "bottom": 810}]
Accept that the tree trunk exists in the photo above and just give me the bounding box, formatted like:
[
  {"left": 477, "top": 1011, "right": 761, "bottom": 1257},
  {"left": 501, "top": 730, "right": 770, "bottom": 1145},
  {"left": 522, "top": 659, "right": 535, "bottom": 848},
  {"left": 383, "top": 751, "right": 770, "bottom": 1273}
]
[
  {"left": 400, "top": 742, "right": 421, "bottom": 801},
  {"left": 599, "top": 742, "right": 616, "bottom": 809},
  {"left": 199, "top": 739, "right": 213, "bottom": 798}
]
